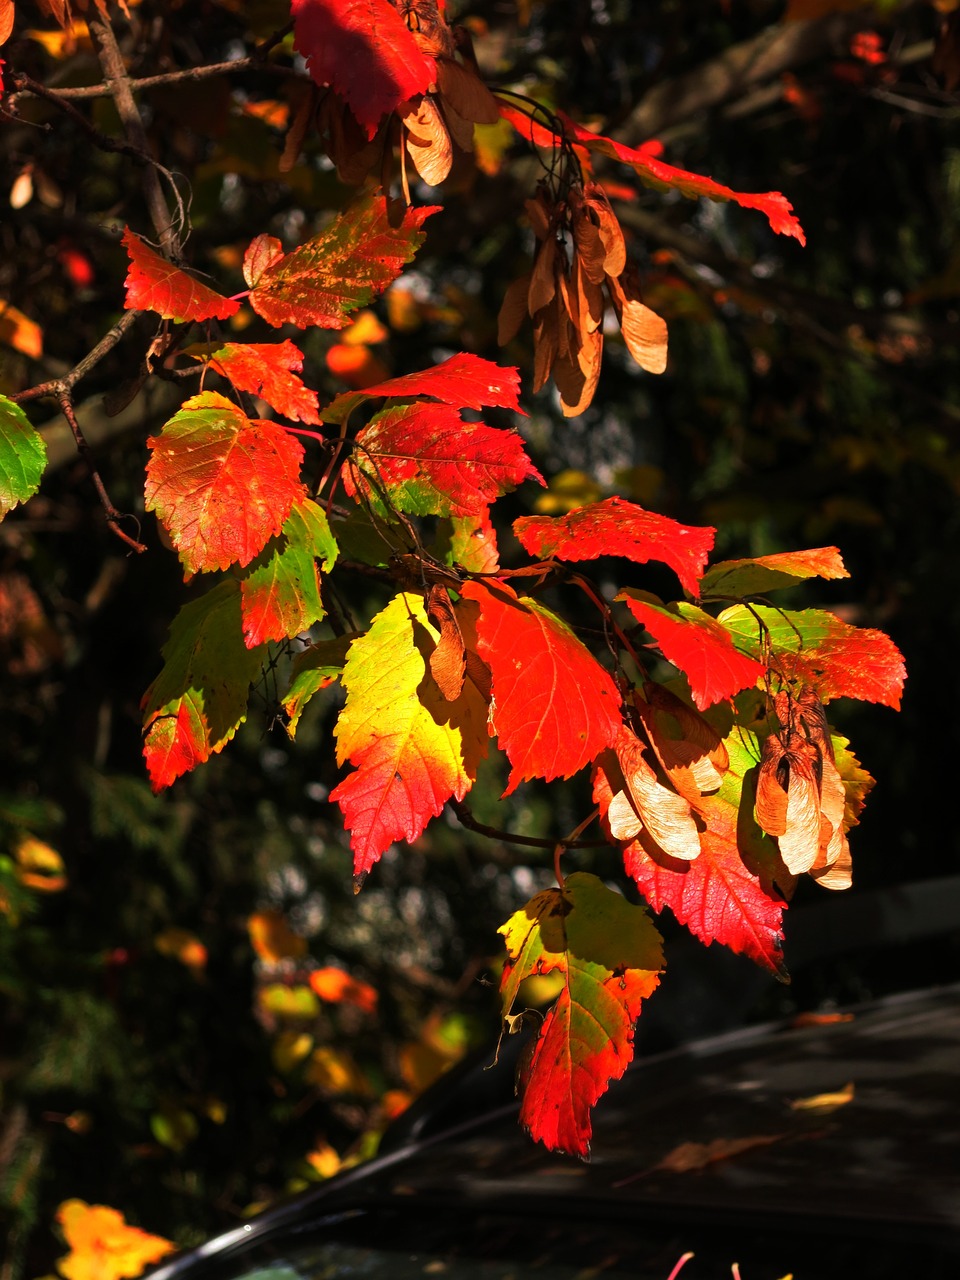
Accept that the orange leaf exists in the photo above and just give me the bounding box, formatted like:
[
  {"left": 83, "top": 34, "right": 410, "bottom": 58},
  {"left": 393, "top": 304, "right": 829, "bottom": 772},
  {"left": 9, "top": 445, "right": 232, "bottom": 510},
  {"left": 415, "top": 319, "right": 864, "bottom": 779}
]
[{"left": 308, "top": 966, "right": 378, "bottom": 1013}]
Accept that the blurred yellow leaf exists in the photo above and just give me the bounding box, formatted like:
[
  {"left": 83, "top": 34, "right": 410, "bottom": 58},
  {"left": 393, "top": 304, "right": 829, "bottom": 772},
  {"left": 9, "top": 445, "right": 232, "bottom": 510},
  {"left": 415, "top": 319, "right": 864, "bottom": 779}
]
[
  {"left": 55, "top": 1199, "right": 174, "bottom": 1280},
  {"left": 340, "top": 309, "right": 388, "bottom": 346},
  {"left": 305, "top": 1045, "right": 371, "bottom": 1096},
  {"left": 149, "top": 1105, "right": 198, "bottom": 1152},
  {"left": 304, "top": 1141, "right": 341, "bottom": 1178},
  {"left": 24, "top": 21, "right": 92, "bottom": 56},
  {"left": 271, "top": 1029, "right": 314, "bottom": 1073},
  {"left": 248, "top": 909, "right": 307, "bottom": 963},
  {"left": 788, "top": 1081, "right": 855, "bottom": 1114},
  {"left": 257, "top": 983, "right": 319, "bottom": 1020},
  {"left": 15, "top": 835, "right": 66, "bottom": 893},
  {"left": 385, "top": 285, "right": 423, "bottom": 332},
  {"left": 533, "top": 469, "right": 604, "bottom": 515},
  {"left": 0, "top": 299, "right": 43, "bottom": 359}
]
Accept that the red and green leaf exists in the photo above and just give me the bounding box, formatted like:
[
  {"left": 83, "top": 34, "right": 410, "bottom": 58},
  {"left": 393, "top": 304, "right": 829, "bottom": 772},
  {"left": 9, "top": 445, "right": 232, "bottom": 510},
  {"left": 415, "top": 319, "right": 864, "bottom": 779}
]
[
  {"left": 345, "top": 402, "right": 543, "bottom": 518},
  {"left": 283, "top": 634, "right": 355, "bottom": 739},
  {"left": 142, "top": 580, "right": 264, "bottom": 791},
  {"left": 699, "top": 546, "right": 849, "bottom": 599},
  {"left": 323, "top": 353, "right": 526, "bottom": 426},
  {"left": 459, "top": 580, "right": 622, "bottom": 795},
  {"left": 184, "top": 341, "right": 321, "bottom": 425},
  {"left": 239, "top": 499, "right": 338, "bottom": 647},
  {"left": 617, "top": 590, "right": 766, "bottom": 710},
  {"left": 145, "top": 391, "right": 306, "bottom": 575},
  {"left": 436, "top": 512, "right": 500, "bottom": 573},
  {"left": 499, "top": 871, "right": 663, "bottom": 1159},
  {"left": 718, "top": 604, "right": 906, "bottom": 709},
  {"left": 292, "top": 0, "right": 436, "bottom": 140},
  {"left": 331, "top": 593, "right": 489, "bottom": 883},
  {"left": 514, "top": 496, "right": 715, "bottom": 598},
  {"left": 0, "top": 394, "right": 47, "bottom": 519},
  {"left": 122, "top": 228, "right": 240, "bottom": 323},
  {"left": 245, "top": 195, "right": 438, "bottom": 330}
]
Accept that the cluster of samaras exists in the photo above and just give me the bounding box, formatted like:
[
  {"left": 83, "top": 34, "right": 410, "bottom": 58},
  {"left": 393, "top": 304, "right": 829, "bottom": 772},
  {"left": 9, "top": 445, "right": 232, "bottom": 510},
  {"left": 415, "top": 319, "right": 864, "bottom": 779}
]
[{"left": 498, "top": 184, "right": 667, "bottom": 416}]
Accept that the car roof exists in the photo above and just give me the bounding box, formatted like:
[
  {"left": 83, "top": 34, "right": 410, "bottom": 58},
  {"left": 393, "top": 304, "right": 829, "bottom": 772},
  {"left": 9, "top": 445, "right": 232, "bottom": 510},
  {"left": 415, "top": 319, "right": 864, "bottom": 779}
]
[{"left": 146, "top": 981, "right": 960, "bottom": 1279}]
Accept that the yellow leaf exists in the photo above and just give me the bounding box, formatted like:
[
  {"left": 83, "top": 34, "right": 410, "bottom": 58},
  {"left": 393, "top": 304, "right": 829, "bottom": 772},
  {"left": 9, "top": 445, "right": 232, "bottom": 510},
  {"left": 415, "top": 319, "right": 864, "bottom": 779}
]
[
  {"left": 271, "top": 1029, "right": 314, "bottom": 1073},
  {"left": 257, "top": 984, "right": 319, "bottom": 1020},
  {"left": 0, "top": 299, "right": 43, "bottom": 359},
  {"left": 15, "top": 836, "right": 66, "bottom": 893},
  {"left": 340, "top": 309, "right": 388, "bottom": 346},
  {"left": 305, "top": 1141, "right": 341, "bottom": 1178},
  {"left": 533, "top": 468, "right": 604, "bottom": 514},
  {"left": 56, "top": 1200, "right": 174, "bottom": 1280},
  {"left": 788, "top": 1081, "right": 855, "bottom": 1114},
  {"left": 23, "top": 21, "right": 92, "bottom": 56}
]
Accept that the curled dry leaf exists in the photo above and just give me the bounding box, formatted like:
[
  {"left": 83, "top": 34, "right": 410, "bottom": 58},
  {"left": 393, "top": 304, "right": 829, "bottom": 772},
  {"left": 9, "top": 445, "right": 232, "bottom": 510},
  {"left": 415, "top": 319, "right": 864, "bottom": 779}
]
[
  {"left": 633, "top": 683, "right": 729, "bottom": 802},
  {"left": 402, "top": 94, "right": 453, "bottom": 186}
]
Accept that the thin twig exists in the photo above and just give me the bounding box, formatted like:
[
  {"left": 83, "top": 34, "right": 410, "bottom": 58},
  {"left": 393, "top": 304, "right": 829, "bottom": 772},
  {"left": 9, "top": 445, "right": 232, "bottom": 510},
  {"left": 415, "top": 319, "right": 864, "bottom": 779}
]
[
  {"left": 450, "top": 800, "right": 608, "bottom": 851},
  {"left": 57, "top": 393, "right": 147, "bottom": 554},
  {"left": 89, "top": 15, "right": 182, "bottom": 254},
  {"left": 12, "top": 311, "right": 142, "bottom": 404}
]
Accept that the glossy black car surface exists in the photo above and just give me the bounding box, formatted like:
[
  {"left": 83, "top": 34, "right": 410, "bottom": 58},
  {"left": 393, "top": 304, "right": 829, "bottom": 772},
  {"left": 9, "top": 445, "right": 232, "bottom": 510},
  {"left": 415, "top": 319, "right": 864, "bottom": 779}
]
[{"left": 145, "top": 969, "right": 960, "bottom": 1280}]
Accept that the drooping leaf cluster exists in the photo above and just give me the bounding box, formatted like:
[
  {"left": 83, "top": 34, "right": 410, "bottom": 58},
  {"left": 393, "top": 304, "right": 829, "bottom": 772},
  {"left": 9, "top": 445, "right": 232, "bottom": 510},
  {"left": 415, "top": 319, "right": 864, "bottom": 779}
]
[{"left": 0, "top": 0, "right": 916, "bottom": 1187}]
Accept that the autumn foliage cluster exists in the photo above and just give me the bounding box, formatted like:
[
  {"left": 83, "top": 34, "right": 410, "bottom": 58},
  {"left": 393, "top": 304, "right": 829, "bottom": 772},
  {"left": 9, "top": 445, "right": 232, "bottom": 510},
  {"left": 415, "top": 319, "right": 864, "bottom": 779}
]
[{"left": 0, "top": 0, "right": 909, "bottom": 1173}]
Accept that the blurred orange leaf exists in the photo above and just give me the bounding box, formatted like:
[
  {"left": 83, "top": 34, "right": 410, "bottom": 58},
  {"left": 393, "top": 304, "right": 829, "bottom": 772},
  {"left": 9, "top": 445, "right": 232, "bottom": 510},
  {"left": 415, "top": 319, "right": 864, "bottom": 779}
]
[
  {"left": 308, "top": 966, "right": 378, "bottom": 1013},
  {"left": 248, "top": 909, "right": 307, "bottom": 963},
  {"left": 0, "top": 299, "right": 43, "bottom": 359},
  {"left": 55, "top": 1199, "right": 174, "bottom": 1280},
  {"left": 154, "top": 927, "right": 207, "bottom": 972}
]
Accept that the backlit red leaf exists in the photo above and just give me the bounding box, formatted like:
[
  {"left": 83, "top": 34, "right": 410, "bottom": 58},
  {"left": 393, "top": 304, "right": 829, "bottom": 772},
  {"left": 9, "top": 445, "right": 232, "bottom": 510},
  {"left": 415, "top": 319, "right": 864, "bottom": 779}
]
[
  {"left": 459, "top": 580, "right": 621, "bottom": 795},
  {"left": 718, "top": 605, "right": 906, "bottom": 709},
  {"left": 185, "top": 341, "right": 321, "bottom": 425},
  {"left": 247, "top": 194, "right": 437, "bottom": 329},
  {"left": 292, "top": 0, "right": 435, "bottom": 140},
  {"left": 145, "top": 391, "right": 306, "bottom": 574},
  {"left": 617, "top": 591, "right": 766, "bottom": 709},
  {"left": 331, "top": 593, "right": 488, "bottom": 882},
  {"left": 142, "top": 580, "right": 263, "bottom": 791},
  {"left": 499, "top": 872, "right": 663, "bottom": 1158},
  {"left": 499, "top": 105, "right": 806, "bottom": 243},
  {"left": 323, "top": 353, "right": 525, "bottom": 425},
  {"left": 122, "top": 228, "right": 239, "bottom": 323},
  {"left": 344, "top": 401, "right": 543, "bottom": 517},
  {"left": 594, "top": 735, "right": 788, "bottom": 977},
  {"left": 514, "top": 496, "right": 715, "bottom": 598},
  {"left": 700, "top": 546, "right": 849, "bottom": 599}
]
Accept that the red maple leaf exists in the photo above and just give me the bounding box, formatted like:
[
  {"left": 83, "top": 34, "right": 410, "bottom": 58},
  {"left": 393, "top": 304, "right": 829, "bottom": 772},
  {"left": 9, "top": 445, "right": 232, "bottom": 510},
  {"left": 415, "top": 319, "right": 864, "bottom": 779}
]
[
  {"left": 514, "top": 496, "right": 715, "bottom": 598},
  {"left": 699, "top": 546, "right": 849, "bottom": 599},
  {"left": 459, "top": 580, "right": 622, "bottom": 795},
  {"left": 145, "top": 392, "right": 306, "bottom": 574},
  {"left": 499, "top": 105, "right": 806, "bottom": 244},
  {"left": 186, "top": 342, "right": 321, "bottom": 425},
  {"left": 323, "top": 353, "right": 526, "bottom": 425},
  {"left": 244, "top": 196, "right": 437, "bottom": 329},
  {"left": 617, "top": 591, "right": 766, "bottom": 710},
  {"left": 292, "top": 0, "right": 436, "bottom": 140},
  {"left": 122, "top": 228, "right": 240, "bottom": 323},
  {"left": 344, "top": 401, "right": 543, "bottom": 517}
]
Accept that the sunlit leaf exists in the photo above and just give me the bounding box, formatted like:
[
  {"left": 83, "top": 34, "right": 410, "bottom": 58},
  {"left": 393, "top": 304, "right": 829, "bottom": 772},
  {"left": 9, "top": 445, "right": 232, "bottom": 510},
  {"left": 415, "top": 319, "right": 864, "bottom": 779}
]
[
  {"left": 184, "top": 341, "right": 321, "bottom": 424},
  {"left": 145, "top": 391, "right": 306, "bottom": 574},
  {"left": 514, "top": 496, "right": 715, "bottom": 598},
  {"left": 122, "top": 228, "right": 240, "bottom": 322},
  {"left": 459, "top": 580, "right": 621, "bottom": 795},
  {"left": 499, "top": 872, "right": 663, "bottom": 1158},
  {"left": 700, "top": 546, "right": 849, "bottom": 599},
  {"left": 239, "top": 499, "right": 338, "bottom": 647},
  {"left": 0, "top": 394, "right": 46, "bottom": 519}
]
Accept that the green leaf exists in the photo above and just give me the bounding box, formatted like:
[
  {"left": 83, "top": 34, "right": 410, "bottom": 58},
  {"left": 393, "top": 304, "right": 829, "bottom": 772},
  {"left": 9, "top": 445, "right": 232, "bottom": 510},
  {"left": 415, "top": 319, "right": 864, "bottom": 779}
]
[
  {"left": 142, "top": 580, "right": 264, "bottom": 790},
  {"left": 0, "top": 395, "right": 47, "bottom": 519},
  {"left": 283, "top": 634, "right": 354, "bottom": 738}
]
